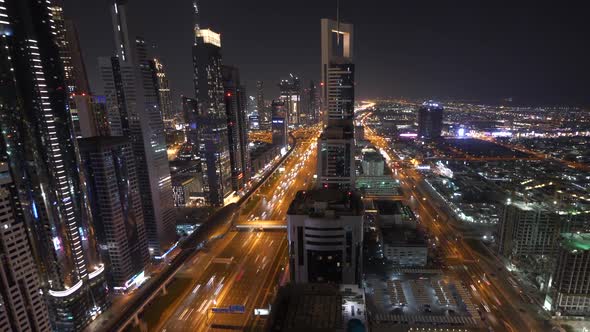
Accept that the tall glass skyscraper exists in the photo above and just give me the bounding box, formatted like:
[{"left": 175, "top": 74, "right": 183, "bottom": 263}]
[
  {"left": 222, "top": 65, "right": 251, "bottom": 191},
  {"left": 317, "top": 18, "right": 356, "bottom": 190},
  {"left": 192, "top": 0, "right": 232, "bottom": 206},
  {"left": 100, "top": 0, "right": 176, "bottom": 256},
  {"left": 0, "top": 1, "right": 108, "bottom": 330},
  {"left": 417, "top": 101, "right": 444, "bottom": 139}
]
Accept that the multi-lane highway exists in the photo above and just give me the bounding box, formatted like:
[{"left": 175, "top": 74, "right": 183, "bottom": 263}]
[
  {"left": 362, "top": 113, "right": 552, "bottom": 332},
  {"left": 153, "top": 127, "right": 319, "bottom": 331}
]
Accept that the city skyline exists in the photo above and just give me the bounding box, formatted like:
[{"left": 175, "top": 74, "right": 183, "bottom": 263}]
[
  {"left": 64, "top": 0, "right": 590, "bottom": 106},
  {"left": 1, "top": 1, "right": 589, "bottom": 331}
]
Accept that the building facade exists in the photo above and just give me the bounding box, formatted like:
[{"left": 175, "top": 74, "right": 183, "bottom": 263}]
[
  {"left": 79, "top": 137, "right": 150, "bottom": 292},
  {"left": 498, "top": 201, "right": 560, "bottom": 258},
  {"left": 547, "top": 233, "right": 590, "bottom": 316},
  {"left": 279, "top": 74, "right": 301, "bottom": 126},
  {"left": 417, "top": 101, "right": 444, "bottom": 139},
  {"left": 287, "top": 189, "right": 363, "bottom": 285},
  {"left": 103, "top": 0, "right": 176, "bottom": 255},
  {"left": 271, "top": 100, "right": 288, "bottom": 149},
  {"left": 0, "top": 1, "right": 109, "bottom": 329},
  {"left": 222, "top": 65, "right": 250, "bottom": 191},
  {"left": 0, "top": 162, "right": 51, "bottom": 332}
]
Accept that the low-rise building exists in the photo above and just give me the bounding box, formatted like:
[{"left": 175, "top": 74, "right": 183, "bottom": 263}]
[{"left": 381, "top": 227, "right": 428, "bottom": 267}]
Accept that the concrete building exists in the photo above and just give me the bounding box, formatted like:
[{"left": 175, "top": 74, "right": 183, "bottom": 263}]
[
  {"left": 498, "top": 201, "right": 560, "bottom": 258},
  {"left": 547, "top": 233, "right": 590, "bottom": 316},
  {"left": 287, "top": 189, "right": 364, "bottom": 285},
  {"left": 78, "top": 137, "right": 150, "bottom": 292},
  {"left": 172, "top": 174, "right": 202, "bottom": 207},
  {"left": 151, "top": 57, "right": 174, "bottom": 125},
  {"left": 266, "top": 283, "right": 366, "bottom": 332},
  {"left": 381, "top": 227, "right": 428, "bottom": 267},
  {"left": 256, "top": 80, "right": 270, "bottom": 130},
  {"left": 249, "top": 141, "right": 280, "bottom": 175},
  {"left": 70, "top": 94, "right": 111, "bottom": 138}
]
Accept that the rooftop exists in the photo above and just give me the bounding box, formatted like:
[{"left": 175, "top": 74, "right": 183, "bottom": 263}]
[
  {"left": 287, "top": 189, "right": 363, "bottom": 217},
  {"left": 561, "top": 233, "right": 590, "bottom": 251}
]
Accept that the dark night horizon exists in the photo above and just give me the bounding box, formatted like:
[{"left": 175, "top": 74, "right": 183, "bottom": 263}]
[{"left": 65, "top": 0, "right": 589, "bottom": 106}]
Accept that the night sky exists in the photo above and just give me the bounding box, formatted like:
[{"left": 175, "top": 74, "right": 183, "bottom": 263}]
[{"left": 64, "top": 0, "right": 589, "bottom": 107}]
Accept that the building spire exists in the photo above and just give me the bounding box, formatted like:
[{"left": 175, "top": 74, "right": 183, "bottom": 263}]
[{"left": 336, "top": 0, "right": 341, "bottom": 45}]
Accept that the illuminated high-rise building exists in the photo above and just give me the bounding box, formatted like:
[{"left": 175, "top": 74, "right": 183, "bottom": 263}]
[
  {"left": 303, "top": 80, "right": 319, "bottom": 125},
  {"left": 222, "top": 65, "right": 251, "bottom": 190},
  {"left": 271, "top": 100, "right": 288, "bottom": 149},
  {"left": 79, "top": 137, "right": 150, "bottom": 291},
  {"left": 279, "top": 74, "right": 301, "bottom": 126},
  {"left": 0, "top": 1, "right": 109, "bottom": 329},
  {"left": 192, "top": 0, "right": 232, "bottom": 206},
  {"left": 256, "top": 80, "right": 270, "bottom": 130},
  {"left": 417, "top": 101, "right": 444, "bottom": 139},
  {"left": 150, "top": 56, "right": 174, "bottom": 127},
  {"left": 0, "top": 161, "right": 51, "bottom": 332},
  {"left": 48, "top": 1, "right": 90, "bottom": 94},
  {"left": 102, "top": 0, "right": 176, "bottom": 255},
  {"left": 321, "top": 18, "right": 354, "bottom": 122},
  {"left": 317, "top": 18, "right": 356, "bottom": 190}
]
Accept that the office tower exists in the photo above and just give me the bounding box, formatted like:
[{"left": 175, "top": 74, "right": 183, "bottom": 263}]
[
  {"left": 0, "top": 1, "right": 108, "bottom": 330},
  {"left": 271, "top": 100, "right": 288, "bottom": 148},
  {"left": 70, "top": 95, "right": 111, "bottom": 138},
  {"left": 48, "top": 2, "right": 90, "bottom": 94},
  {"left": 104, "top": 0, "right": 176, "bottom": 255},
  {"left": 287, "top": 189, "right": 364, "bottom": 284},
  {"left": 182, "top": 96, "right": 200, "bottom": 146},
  {"left": 151, "top": 57, "right": 174, "bottom": 125},
  {"left": 321, "top": 18, "right": 354, "bottom": 122},
  {"left": 417, "top": 101, "right": 444, "bottom": 139},
  {"left": 304, "top": 80, "right": 319, "bottom": 125},
  {"left": 79, "top": 137, "right": 150, "bottom": 291},
  {"left": 0, "top": 162, "right": 51, "bottom": 332},
  {"left": 256, "top": 80, "right": 269, "bottom": 130},
  {"left": 279, "top": 74, "right": 301, "bottom": 126},
  {"left": 317, "top": 122, "right": 355, "bottom": 189},
  {"left": 222, "top": 65, "right": 251, "bottom": 190},
  {"left": 317, "top": 18, "right": 356, "bottom": 190},
  {"left": 192, "top": 2, "right": 232, "bottom": 206},
  {"left": 547, "top": 233, "right": 590, "bottom": 315},
  {"left": 498, "top": 201, "right": 560, "bottom": 258}
]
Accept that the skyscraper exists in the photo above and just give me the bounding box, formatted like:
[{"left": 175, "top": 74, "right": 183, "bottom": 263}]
[
  {"left": 417, "top": 101, "right": 444, "bottom": 139},
  {"left": 222, "top": 65, "right": 251, "bottom": 190},
  {"left": 70, "top": 95, "right": 111, "bottom": 138},
  {"left": 103, "top": 0, "right": 176, "bottom": 255},
  {"left": 256, "top": 80, "right": 270, "bottom": 130},
  {"left": 151, "top": 57, "right": 174, "bottom": 125},
  {"left": 0, "top": 161, "right": 51, "bottom": 332},
  {"left": 317, "top": 18, "right": 356, "bottom": 190},
  {"left": 303, "top": 80, "right": 319, "bottom": 125},
  {"left": 79, "top": 137, "right": 150, "bottom": 291},
  {"left": 271, "top": 100, "right": 288, "bottom": 149},
  {"left": 0, "top": 1, "right": 108, "bottom": 329},
  {"left": 48, "top": 1, "right": 91, "bottom": 94},
  {"left": 279, "top": 74, "right": 301, "bottom": 126},
  {"left": 321, "top": 18, "right": 354, "bottom": 122},
  {"left": 192, "top": 1, "right": 232, "bottom": 206}
]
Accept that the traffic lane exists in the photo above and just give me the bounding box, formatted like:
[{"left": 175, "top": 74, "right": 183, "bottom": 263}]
[
  {"left": 160, "top": 231, "right": 262, "bottom": 331},
  {"left": 212, "top": 233, "right": 287, "bottom": 329}
]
